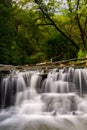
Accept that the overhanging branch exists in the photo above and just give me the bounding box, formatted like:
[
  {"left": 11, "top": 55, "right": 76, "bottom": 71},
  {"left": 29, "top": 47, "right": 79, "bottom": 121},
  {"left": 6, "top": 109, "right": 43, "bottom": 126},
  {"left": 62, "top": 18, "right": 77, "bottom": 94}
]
[{"left": 34, "top": 0, "right": 79, "bottom": 50}]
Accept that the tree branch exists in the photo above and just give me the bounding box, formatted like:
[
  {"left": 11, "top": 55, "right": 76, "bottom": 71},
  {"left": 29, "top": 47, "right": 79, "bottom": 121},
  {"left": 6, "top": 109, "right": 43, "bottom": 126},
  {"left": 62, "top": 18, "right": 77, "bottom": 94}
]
[
  {"left": 75, "top": 0, "right": 86, "bottom": 48},
  {"left": 34, "top": 0, "right": 79, "bottom": 50}
]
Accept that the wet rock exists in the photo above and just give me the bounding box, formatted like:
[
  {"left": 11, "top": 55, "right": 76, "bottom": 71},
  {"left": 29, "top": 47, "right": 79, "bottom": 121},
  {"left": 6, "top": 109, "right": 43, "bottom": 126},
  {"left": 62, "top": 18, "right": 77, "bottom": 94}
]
[
  {"left": 0, "top": 70, "right": 11, "bottom": 75},
  {"left": 39, "top": 73, "right": 47, "bottom": 79}
]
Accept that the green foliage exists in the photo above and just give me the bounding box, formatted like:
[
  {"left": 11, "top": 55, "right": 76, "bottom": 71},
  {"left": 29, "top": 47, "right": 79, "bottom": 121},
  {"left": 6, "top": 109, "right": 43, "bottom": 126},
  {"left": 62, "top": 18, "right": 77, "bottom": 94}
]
[
  {"left": 28, "top": 52, "right": 47, "bottom": 64},
  {"left": 1, "top": 0, "right": 87, "bottom": 65},
  {"left": 78, "top": 50, "right": 87, "bottom": 58},
  {"left": 0, "top": 44, "right": 9, "bottom": 64},
  {"left": 0, "top": 1, "right": 44, "bottom": 65},
  {"left": 9, "top": 42, "right": 29, "bottom": 65},
  {"left": 44, "top": 31, "right": 77, "bottom": 60}
]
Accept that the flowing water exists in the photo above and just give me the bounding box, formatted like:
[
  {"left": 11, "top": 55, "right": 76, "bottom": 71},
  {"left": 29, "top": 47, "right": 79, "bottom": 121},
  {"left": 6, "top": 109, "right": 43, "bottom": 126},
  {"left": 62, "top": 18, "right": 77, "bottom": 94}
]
[{"left": 0, "top": 67, "right": 87, "bottom": 130}]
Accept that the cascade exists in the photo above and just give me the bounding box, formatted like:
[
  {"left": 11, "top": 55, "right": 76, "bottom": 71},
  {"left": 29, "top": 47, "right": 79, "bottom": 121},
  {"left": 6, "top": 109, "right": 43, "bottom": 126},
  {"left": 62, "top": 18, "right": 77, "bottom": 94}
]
[{"left": 0, "top": 67, "right": 87, "bottom": 130}]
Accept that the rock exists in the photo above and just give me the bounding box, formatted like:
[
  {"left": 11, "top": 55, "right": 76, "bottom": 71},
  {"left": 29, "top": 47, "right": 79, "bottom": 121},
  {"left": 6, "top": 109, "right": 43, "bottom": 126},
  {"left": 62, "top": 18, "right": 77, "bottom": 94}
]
[
  {"left": 0, "top": 70, "right": 11, "bottom": 74},
  {"left": 38, "top": 73, "right": 47, "bottom": 79}
]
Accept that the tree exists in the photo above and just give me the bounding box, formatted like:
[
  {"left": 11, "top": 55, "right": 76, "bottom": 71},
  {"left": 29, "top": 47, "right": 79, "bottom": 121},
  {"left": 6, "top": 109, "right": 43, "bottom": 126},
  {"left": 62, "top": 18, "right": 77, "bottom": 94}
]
[
  {"left": 1, "top": 0, "right": 86, "bottom": 65},
  {"left": 13, "top": 6, "right": 47, "bottom": 63},
  {"left": 38, "top": 26, "right": 77, "bottom": 61},
  {"left": 0, "top": 0, "right": 48, "bottom": 65},
  {"left": 0, "top": 0, "right": 16, "bottom": 64},
  {"left": 21, "top": 0, "right": 87, "bottom": 52}
]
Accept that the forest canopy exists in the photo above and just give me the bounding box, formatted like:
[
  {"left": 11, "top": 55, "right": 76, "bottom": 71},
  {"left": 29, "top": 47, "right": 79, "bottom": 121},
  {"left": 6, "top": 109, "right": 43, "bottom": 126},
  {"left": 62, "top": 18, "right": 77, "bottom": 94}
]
[{"left": 0, "top": 0, "right": 87, "bottom": 65}]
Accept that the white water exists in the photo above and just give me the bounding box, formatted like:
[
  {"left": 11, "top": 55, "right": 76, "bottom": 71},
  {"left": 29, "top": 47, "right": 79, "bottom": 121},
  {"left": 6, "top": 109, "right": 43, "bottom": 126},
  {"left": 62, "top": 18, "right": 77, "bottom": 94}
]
[{"left": 1, "top": 68, "right": 87, "bottom": 130}]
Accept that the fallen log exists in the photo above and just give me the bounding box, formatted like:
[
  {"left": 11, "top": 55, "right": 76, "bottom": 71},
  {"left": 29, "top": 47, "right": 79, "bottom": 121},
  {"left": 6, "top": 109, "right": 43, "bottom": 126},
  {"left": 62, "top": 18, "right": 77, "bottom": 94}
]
[
  {"left": 36, "top": 57, "right": 87, "bottom": 66},
  {"left": 53, "top": 57, "right": 87, "bottom": 65}
]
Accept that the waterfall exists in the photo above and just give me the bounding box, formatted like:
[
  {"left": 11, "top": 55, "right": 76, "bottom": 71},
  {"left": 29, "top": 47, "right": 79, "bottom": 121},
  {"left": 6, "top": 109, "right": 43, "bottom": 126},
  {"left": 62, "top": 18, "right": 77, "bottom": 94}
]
[{"left": 0, "top": 67, "right": 87, "bottom": 130}]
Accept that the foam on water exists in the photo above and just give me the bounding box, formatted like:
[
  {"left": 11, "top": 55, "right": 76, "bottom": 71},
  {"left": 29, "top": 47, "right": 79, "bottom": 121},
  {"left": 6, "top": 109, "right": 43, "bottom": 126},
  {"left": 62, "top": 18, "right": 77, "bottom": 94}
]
[{"left": 0, "top": 112, "right": 87, "bottom": 130}]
